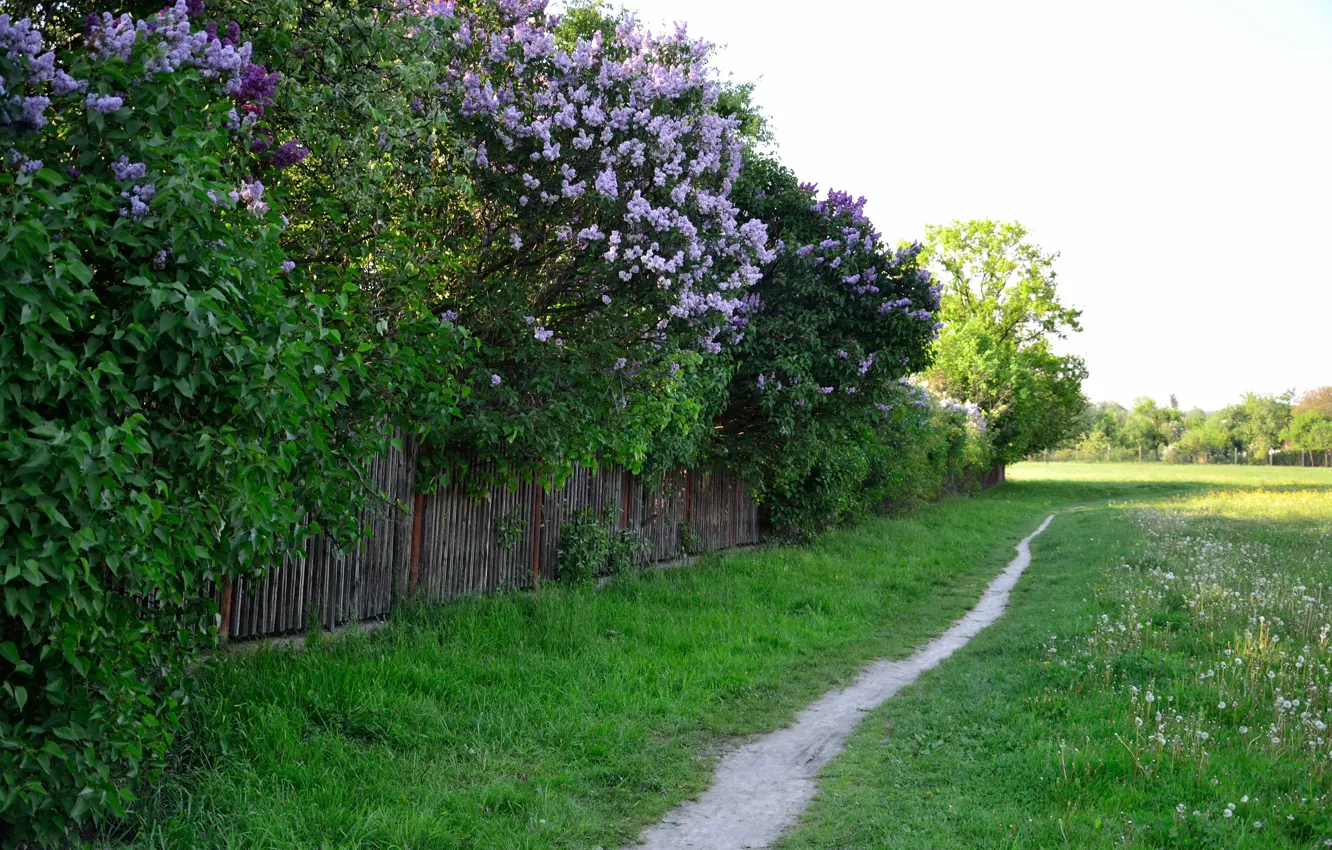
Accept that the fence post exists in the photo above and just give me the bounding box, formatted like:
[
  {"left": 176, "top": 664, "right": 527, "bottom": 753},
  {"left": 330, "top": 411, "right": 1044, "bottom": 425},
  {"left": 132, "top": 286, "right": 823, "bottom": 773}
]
[
  {"left": 531, "top": 485, "right": 543, "bottom": 588},
  {"left": 620, "top": 468, "right": 632, "bottom": 530},
  {"left": 218, "top": 577, "right": 233, "bottom": 642},
  {"left": 409, "top": 491, "right": 424, "bottom": 595},
  {"left": 731, "top": 476, "right": 739, "bottom": 547},
  {"left": 684, "top": 469, "right": 692, "bottom": 526}
]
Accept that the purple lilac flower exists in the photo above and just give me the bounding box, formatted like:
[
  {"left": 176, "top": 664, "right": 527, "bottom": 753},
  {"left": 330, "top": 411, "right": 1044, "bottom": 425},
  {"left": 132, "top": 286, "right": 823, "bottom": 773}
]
[
  {"left": 237, "top": 180, "right": 267, "bottom": 215},
  {"left": 86, "top": 13, "right": 139, "bottom": 61},
  {"left": 86, "top": 93, "right": 123, "bottom": 114},
  {"left": 594, "top": 165, "right": 618, "bottom": 197},
  {"left": 534, "top": 326, "right": 554, "bottom": 342},
  {"left": 27, "top": 51, "right": 55, "bottom": 82},
  {"left": 20, "top": 95, "right": 49, "bottom": 129},
  {"left": 268, "top": 140, "right": 308, "bottom": 169},
  {"left": 836, "top": 349, "right": 848, "bottom": 359},
  {"left": 51, "top": 70, "right": 86, "bottom": 96},
  {"left": 152, "top": 249, "right": 170, "bottom": 269},
  {"left": 9, "top": 150, "right": 42, "bottom": 174},
  {"left": 232, "top": 63, "right": 278, "bottom": 104},
  {"left": 0, "top": 15, "right": 44, "bottom": 61},
  {"left": 490, "top": 373, "right": 502, "bottom": 386},
  {"left": 280, "top": 260, "right": 296, "bottom": 273},
  {"left": 819, "top": 387, "right": 834, "bottom": 395},
  {"left": 111, "top": 156, "right": 147, "bottom": 181},
  {"left": 119, "top": 183, "right": 156, "bottom": 221}
]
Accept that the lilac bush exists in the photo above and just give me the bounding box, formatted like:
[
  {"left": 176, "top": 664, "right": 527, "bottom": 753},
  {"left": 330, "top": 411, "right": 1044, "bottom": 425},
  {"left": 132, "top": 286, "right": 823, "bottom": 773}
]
[
  {"left": 0, "top": 4, "right": 430, "bottom": 842},
  {"left": 408, "top": 0, "right": 775, "bottom": 478},
  {"left": 711, "top": 154, "right": 959, "bottom": 535}
]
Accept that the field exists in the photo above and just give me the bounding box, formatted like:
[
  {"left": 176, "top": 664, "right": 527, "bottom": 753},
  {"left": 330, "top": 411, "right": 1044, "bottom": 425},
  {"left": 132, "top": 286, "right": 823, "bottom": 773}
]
[
  {"left": 119, "top": 463, "right": 1332, "bottom": 848},
  {"left": 781, "top": 463, "right": 1332, "bottom": 848}
]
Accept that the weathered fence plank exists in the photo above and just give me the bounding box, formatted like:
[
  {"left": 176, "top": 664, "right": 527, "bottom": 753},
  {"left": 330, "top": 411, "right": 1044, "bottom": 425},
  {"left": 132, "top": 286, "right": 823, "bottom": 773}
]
[{"left": 222, "top": 450, "right": 761, "bottom": 641}]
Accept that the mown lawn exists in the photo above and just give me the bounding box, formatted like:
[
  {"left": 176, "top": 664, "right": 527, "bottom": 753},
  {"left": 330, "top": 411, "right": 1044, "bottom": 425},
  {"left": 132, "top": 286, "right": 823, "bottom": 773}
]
[
  {"left": 780, "top": 464, "right": 1332, "bottom": 849},
  {"left": 117, "top": 473, "right": 1166, "bottom": 850}
]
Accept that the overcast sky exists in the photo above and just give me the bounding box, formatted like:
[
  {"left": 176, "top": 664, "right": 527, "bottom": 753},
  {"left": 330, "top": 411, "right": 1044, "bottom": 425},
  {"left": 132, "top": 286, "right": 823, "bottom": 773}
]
[{"left": 603, "top": 0, "right": 1332, "bottom": 411}]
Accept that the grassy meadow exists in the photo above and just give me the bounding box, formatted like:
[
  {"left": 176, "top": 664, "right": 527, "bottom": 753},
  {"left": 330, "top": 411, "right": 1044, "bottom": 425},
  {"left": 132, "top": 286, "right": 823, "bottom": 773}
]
[
  {"left": 118, "top": 463, "right": 1332, "bottom": 848},
  {"left": 781, "top": 464, "right": 1332, "bottom": 849}
]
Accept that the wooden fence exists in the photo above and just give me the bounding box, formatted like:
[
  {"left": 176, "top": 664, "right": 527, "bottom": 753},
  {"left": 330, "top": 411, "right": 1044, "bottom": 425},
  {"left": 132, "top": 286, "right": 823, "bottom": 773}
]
[{"left": 221, "top": 449, "right": 760, "bottom": 641}]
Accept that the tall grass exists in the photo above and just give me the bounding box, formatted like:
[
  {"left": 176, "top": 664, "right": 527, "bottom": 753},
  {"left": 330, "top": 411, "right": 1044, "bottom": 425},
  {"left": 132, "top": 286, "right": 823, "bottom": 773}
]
[{"left": 122, "top": 481, "right": 1119, "bottom": 849}]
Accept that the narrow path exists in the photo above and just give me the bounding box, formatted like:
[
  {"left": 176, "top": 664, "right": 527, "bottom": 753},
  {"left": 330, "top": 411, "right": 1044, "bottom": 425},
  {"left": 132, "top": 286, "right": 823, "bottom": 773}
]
[{"left": 630, "top": 514, "right": 1057, "bottom": 850}]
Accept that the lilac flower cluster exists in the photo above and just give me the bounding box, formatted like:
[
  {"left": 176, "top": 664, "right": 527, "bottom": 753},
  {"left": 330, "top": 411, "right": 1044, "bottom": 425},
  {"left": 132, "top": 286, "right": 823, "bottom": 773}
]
[
  {"left": 895, "top": 377, "right": 987, "bottom": 430},
  {"left": 446, "top": 1, "right": 772, "bottom": 355},
  {"left": 85, "top": 93, "right": 123, "bottom": 114},
  {"left": 1, "top": 14, "right": 66, "bottom": 135},
  {"left": 83, "top": 2, "right": 306, "bottom": 171},
  {"left": 119, "top": 182, "right": 156, "bottom": 221},
  {"left": 8, "top": 147, "right": 41, "bottom": 173},
  {"left": 233, "top": 179, "right": 267, "bottom": 215}
]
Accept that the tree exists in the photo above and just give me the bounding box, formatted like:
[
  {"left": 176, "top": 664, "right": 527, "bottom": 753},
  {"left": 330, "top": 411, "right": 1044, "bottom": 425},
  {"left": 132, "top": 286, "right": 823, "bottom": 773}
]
[
  {"left": 1282, "top": 410, "right": 1332, "bottom": 465},
  {"left": 219, "top": 0, "right": 773, "bottom": 484},
  {"left": 1078, "top": 401, "right": 1127, "bottom": 446},
  {"left": 1295, "top": 386, "right": 1332, "bottom": 417},
  {"left": 1176, "top": 412, "right": 1231, "bottom": 462},
  {"left": 1123, "top": 407, "right": 1163, "bottom": 459},
  {"left": 923, "top": 220, "right": 1086, "bottom": 464},
  {"left": 1234, "top": 392, "right": 1293, "bottom": 460}
]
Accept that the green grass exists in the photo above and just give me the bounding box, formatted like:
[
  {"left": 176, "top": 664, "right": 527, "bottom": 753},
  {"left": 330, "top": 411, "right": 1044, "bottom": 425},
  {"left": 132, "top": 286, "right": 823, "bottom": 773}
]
[
  {"left": 120, "top": 474, "right": 1157, "bottom": 850},
  {"left": 779, "top": 465, "right": 1332, "bottom": 849},
  {"left": 1009, "top": 459, "right": 1332, "bottom": 488},
  {"left": 120, "top": 463, "right": 1332, "bottom": 848}
]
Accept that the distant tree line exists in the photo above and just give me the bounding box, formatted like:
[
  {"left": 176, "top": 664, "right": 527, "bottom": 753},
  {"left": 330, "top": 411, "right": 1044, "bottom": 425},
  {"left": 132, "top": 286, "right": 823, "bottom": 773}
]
[{"left": 1053, "top": 388, "right": 1332, "bottom": 465}]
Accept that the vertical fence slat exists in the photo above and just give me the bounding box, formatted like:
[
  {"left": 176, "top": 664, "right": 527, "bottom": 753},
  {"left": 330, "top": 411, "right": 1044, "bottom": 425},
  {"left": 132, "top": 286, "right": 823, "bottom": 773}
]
[{"left": 222, "top": 440, "right": 771, "bottom": 641}]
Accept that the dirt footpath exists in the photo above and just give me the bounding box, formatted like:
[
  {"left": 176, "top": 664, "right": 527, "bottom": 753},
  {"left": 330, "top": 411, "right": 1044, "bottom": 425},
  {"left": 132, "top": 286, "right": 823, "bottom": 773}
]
[{"left": 630, "top": 514, "right": 1057, "bottom": 850}]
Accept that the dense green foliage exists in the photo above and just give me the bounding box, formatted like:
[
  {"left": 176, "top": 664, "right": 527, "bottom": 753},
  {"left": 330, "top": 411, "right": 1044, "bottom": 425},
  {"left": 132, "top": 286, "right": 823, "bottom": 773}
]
[
  {"left": 0, "top": 12, "right": 423, "bottom": 841},
  {"left": 923, "top": 219, "right": 1087, "bottom": 465},
  {"left": 714, "top": 156, "right": 987, "bottom": 537},
  {"left": 1066, "top": 387, "right": 1332, "bottom": 465}
]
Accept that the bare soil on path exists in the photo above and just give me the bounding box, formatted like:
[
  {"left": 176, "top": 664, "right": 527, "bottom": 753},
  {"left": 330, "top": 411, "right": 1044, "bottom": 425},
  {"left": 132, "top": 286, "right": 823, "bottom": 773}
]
[{"left": 629, "top": 514, "right": 1058, "bottom": 850}]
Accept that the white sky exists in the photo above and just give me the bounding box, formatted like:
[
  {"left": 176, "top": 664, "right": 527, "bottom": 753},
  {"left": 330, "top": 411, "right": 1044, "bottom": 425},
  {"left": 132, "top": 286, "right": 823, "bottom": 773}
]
[{"left": 607, "top": 0, "right": 1332, "bottom": 411}]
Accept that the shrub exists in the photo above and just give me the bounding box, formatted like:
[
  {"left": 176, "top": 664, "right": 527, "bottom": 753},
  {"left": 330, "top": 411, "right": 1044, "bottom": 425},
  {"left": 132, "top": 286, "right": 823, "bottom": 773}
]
[
  {"left": 715, "top": 155, "right": 945, "bottom": 536},
  {"left": 219, "top": 0, "right": 771, "bottom": 488},
  {"left": 555, "top": 507, "right": 648, "bottom": 582},
  {"left": 0, "top": 5, "right": 404, "bottom": 842}
]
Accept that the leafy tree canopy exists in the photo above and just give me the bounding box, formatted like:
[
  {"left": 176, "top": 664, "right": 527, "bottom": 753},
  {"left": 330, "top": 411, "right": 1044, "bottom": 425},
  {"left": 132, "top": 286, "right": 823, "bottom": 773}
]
[
  {"left": 923, "top": 219, "right": 1086, "bottom": 463},
  {"left": 1295, "top": 386, "right": 1332, "bottom": 417}
]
